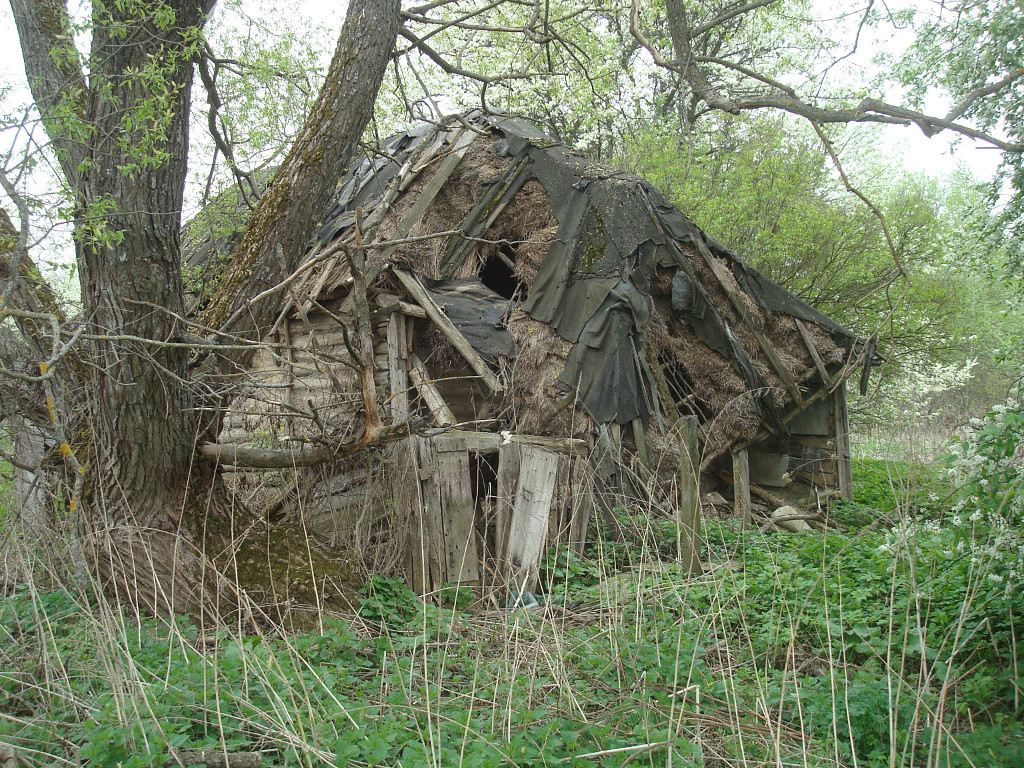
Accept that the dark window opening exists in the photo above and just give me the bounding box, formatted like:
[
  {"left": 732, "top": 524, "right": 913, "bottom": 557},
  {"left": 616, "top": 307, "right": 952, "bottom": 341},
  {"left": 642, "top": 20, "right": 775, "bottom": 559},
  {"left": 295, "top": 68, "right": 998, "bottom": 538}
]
[{"left": 479, "top": 247, "right": 522, "bottom": 301}]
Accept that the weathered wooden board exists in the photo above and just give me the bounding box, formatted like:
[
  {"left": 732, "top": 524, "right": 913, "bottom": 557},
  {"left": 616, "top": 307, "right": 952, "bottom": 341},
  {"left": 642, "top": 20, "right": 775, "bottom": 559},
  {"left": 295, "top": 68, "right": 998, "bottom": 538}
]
[
  {"left": 787, "top": 397, "right": 832, "bottom": 436},
  {"left": 567, "top": 456, "right": 595, "bottom": 556},
  {"left": 408, "top": 353, "right": 457, "bottom": 427},
  {"left": 494, "top": 442, "right": 522, "bottom": 567},
  {"left": 387, "top": 312, "right": 409, "bottom": 422},
  {"left": 834, "top": 381, "right": 853, "bottom": 500},
  {"left": 412, "top": 435, "right": 480, "bottom": 591},
  {"left": 504, "top": 444, "right": 561, "bottom": 593},
  {"left": 748, "top": 451, "right": 790, "bottom": 488}
]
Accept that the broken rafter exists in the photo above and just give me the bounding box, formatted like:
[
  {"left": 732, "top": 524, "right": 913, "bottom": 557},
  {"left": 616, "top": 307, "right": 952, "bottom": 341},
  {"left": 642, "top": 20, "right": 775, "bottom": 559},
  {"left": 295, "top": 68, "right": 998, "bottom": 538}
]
[
  {"left": 374, "top": 292, "right": 427, "bottom": 318},
  {"left": 392, "top": 268, "right": 504, "bottom": 394},
  {"left": 408, "top": 353, "right": 457, "bottom": 427},
  {"left": 200, "top": 420, "right": 423, "bottom": 468},
  {"left": 794, "top": 318, "right": 829, "bottom": 381}
]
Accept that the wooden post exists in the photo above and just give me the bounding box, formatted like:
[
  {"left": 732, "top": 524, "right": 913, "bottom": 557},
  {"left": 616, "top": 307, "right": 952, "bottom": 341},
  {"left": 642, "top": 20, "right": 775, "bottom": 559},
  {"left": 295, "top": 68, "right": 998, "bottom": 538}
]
[
  {"left": 732, "top": 447, "right": 752, "bottom": 529},
  {"left": 494, "top": 442, "right": 522, "bottom": 569},
  {"left": 677, "top": 416, "right": 703, "bottom": 574},
  {"left": 567, "top": 456, "right": 595, "bottom": 556},
  {"left": 833, "top": 381, "right": 853, "bottom": 500},
  {"left": 387, "top": 313, "right": 426, "bottom": 592}
]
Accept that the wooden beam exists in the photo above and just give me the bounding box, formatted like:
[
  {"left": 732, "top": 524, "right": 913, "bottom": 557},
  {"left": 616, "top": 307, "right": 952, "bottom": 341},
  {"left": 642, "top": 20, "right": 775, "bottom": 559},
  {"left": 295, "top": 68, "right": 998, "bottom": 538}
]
[
  {"left": 392, "top": 268, "right": 503, "bottom": 394},
  {"left": 387, "top": 312, "right": 410, "bottom": 423},
  {"left": 200, "top": 421, "right": 420, "bottom": 468},
  {"left": 374, "top": 292, "right": 427, "bottom": 318},
  {"left": 691, "top": 236, "right": 806, "bottom": 408},
  {"left": 431, "top": 429, "right": 588, "bottom": 457},
  {"left": 494, "top": 442, "right": 522, "bottom": 568},
  {"left": 408, "top": 353, "right": 457, "bottom": 427},
  {"left": 794, "top": 318, "right": 829, "bottom": 382},
  {"left": 631, "top": 418, "right": 649, "bottom": 468},
  {"left": 834, "top": 380, "right": 853, "bottom": 500}
]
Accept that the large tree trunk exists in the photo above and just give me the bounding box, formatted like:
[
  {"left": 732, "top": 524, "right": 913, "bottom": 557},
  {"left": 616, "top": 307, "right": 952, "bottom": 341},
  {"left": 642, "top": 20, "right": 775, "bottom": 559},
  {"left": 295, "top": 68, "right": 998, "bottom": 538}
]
[{"left": 8, "top": 0, "right": 402, "bottom": 621}]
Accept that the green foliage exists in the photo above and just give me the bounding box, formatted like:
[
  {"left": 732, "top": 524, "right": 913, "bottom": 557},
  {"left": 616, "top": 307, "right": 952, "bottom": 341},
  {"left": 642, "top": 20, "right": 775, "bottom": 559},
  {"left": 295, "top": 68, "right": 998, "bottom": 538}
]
[
  {"left": 895, "top": 0, "right": 1024, "bottom": 242},
  {"left": 357, "top": 574, "right": 418, "bottom": 625}
]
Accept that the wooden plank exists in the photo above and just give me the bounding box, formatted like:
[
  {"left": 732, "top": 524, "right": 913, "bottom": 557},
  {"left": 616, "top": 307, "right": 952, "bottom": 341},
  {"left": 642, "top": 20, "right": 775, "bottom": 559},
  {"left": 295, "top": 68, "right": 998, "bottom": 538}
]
[
  {"left": 431, "top": 429, "right": 588, "bottom": 457},
  {"left": 408, "top": 353, "right": 457, "bottom": 427},
  {"left": 494, "top": 443, "right": 522, "bottom": 568},
  {"left": 547, "top": 452, "right": 573, "bottom": 545},
  {"left": 692, "top": 237, "right": 806, "bottom": 407},
  {"left": 505, "top": 445, "right": 561, "bottom": 593},
  {"left": 834, "top": 382, "right": 853, "bottom": 500},
  {"left": 732, "top": 447, "right": 752, "bottom": 529},
  {"left": 392, "top": 268, "right": 503, "bottom": 394},
  {"left": 433, "top": 437, "right": 480, "bottom": 586},
  {"left": 795, "top": 318, "right": 830, "bottom": 381},
  {"left": 401, "top": 437, "right": 428, "bottom": 594},
  {"left": 631, "top": 418, "right": 649, "bottom": 468},
  {"left": 387, "top": 312, "right": 409, "bottom": 423},
  {"left": 412, "top": 436, "right": 480, "bottom": 591},
  {"left": 677, "top": 416, "right": 703, "bottom": 574}
]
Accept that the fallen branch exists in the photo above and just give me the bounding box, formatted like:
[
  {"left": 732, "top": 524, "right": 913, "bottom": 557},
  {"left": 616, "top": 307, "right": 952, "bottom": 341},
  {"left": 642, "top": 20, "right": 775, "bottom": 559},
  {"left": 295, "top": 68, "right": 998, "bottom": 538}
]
[{"left": 199, "top": 419, "right": 425, "bottom": 468}]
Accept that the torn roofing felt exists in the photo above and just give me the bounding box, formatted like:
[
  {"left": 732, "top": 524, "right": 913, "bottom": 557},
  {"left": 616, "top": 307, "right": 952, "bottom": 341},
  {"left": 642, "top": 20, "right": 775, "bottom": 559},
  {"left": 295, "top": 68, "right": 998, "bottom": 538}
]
[{"left": 300, "top": 109, "right": 868, "bottom": 428}]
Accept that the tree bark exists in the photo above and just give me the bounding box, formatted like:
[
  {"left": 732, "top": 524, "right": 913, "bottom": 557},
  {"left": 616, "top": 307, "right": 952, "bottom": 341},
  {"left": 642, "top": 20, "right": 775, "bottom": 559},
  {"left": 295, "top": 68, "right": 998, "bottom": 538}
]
[
  {"left": 8, "top": 0, "right": 402, "bottom": 620},
  {"left": 199, "top": 0, "right": 402, "bottom": 388}
]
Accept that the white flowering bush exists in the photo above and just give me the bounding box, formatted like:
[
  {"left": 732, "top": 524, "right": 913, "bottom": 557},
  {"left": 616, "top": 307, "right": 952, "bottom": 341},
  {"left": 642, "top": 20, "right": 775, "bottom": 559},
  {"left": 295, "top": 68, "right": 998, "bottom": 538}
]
[{"left": 941, "top": 395, "right": 1024, "bottom": 589}]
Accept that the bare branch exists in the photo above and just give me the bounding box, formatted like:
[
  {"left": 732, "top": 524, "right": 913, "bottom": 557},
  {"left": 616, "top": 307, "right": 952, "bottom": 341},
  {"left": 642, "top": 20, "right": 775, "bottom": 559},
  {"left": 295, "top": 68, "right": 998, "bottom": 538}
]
[
  {"left": 944, "top": 67, "right": 1024, "bottom": 123},
  {"left": 636, "top": 0, "right": 1024, "bottom": 153}
]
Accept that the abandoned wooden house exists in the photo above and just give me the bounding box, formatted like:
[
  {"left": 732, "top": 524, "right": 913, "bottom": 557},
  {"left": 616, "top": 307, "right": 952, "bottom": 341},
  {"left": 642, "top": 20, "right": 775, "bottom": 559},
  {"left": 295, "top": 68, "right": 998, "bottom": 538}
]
[{"left": 187, "top": 110, "right": 876, "bottom": 596}]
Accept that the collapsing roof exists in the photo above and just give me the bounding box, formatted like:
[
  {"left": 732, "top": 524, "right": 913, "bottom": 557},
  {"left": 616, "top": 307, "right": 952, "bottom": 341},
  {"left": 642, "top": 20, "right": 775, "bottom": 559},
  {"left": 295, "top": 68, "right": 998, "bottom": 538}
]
[
  {"left": 193, "top": 109, "right": 877, "bottom": 593},
  {"left": 268, "top": 109, "right": 871, "bottom": 464}
]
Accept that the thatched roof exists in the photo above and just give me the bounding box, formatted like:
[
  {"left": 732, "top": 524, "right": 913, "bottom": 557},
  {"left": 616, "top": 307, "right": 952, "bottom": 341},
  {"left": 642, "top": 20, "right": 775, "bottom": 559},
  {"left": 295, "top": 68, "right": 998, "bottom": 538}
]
[
  {"left": 191, "top": 110, "right": 873, "bottom": 465},
  {"left": 289, "top": 112, "right": 867, "bottom": 449}
]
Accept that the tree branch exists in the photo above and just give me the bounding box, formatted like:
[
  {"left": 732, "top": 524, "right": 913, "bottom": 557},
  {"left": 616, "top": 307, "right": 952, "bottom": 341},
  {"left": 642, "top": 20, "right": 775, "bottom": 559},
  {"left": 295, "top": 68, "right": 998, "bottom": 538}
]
[{"left": 9, "top": 0, "right": 89, "bottom": 184}]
